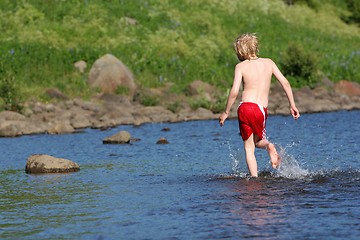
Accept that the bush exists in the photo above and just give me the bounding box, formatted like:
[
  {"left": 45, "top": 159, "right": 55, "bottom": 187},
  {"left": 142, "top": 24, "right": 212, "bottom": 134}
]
[
  {"left": 346, "top": 0, "right": 360, "bottom": 24},
  {"left": 133, "top": 87, "right": 160, "bottom": 107},
  {"left": 188, "top": 97, "right": 211, "bottom": 110},
  {"left": 210, "top": 90, "right": 229, "bottom": 113},
  {"left": 282, "top": 0, "right": 319, "bottom": 10},
  {"left": 281, "top": 42, "right": 319, "bottom": 88},
  {"left": 0, "top": 72, "right": 23, "bottom": 112},
  {"left": 115, "top": 86, "right": 130, "bottom": 95},
  {"left": 166, "top": 100, "right": 181, "bottom": 113}
]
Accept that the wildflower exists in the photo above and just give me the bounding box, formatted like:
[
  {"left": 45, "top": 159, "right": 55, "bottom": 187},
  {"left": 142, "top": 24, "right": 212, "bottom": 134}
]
[
  {"left": 159, "top": 76, "right": 163, "bottom": 82},
  {"left": 9, "top": 49, "right": 14, "bottom": 55}
]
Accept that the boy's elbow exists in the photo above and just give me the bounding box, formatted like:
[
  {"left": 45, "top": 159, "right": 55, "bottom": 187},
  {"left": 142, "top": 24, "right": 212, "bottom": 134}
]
[
  {"left": 284, "top": 80, "right": 291, "bottom": 88},
  {"left": 229, "top": 89, "right": 239, "bottom": 99},
  {"left": 281, "top": 79, "right": 291, "bottom": 89}
]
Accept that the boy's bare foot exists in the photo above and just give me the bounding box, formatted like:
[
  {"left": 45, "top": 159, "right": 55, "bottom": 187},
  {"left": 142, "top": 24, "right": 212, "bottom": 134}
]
[{"left": 267, "top": 143, "right": 280, "bottom": 168}]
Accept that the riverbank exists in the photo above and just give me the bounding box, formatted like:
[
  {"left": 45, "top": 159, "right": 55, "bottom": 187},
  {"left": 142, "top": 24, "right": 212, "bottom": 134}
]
[{"left": 0, "top": 79, "right": 359, "bottom": 137}]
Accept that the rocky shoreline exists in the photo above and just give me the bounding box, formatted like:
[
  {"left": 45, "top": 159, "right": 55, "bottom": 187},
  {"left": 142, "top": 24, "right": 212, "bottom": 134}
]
[{"left": 0, "top": 79, "right": 359, "bottom": 138}]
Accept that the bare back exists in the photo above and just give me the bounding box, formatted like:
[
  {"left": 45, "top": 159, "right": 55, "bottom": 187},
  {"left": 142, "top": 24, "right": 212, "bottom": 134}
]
[{"left": 238, "top": 58, "right": 273, "bottom": 108}]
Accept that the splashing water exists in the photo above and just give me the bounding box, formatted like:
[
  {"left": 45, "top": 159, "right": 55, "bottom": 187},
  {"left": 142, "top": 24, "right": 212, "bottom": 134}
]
[
  {"left": 276, "top": 143, "right": 309, "bottom": 179},
  {"left": 227, "top": 141, "right": 248, "bottom": 178},
  {"left": 227, "top": 141, "right": 309, "bottom": 179}
]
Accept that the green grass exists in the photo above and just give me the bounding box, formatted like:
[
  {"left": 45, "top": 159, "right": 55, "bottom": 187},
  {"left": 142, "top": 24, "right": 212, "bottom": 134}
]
[{"left": 0, "top": 0, "right": 359, "bottom": 106}]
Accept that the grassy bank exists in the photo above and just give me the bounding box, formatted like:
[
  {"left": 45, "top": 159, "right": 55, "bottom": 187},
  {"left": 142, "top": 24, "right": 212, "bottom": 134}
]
[{"left": 0, "top": 0, "right": 359, "bottom": 109}]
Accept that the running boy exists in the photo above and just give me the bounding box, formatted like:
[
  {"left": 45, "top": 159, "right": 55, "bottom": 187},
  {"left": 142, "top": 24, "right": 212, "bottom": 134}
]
[{"left": 219, "top": 33, "right": 300, "bottom": 177}]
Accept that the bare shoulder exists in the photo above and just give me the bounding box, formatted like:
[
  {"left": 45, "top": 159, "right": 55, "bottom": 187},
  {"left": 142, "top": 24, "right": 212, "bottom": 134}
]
[
  {"left": 261, "top": 58, "right": 275, "bottom": 65},
  {"left": 234, "top": 62, "right": 246, "bottom": 72}
]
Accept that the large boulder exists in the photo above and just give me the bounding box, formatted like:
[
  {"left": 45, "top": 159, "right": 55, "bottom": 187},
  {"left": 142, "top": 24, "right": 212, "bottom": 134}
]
[
  {"left": 0, "top": 121, "right": 24, "bottom": 137},
  {"left": 46, "top": 88, "right": 69, "bottom": 100},
  {"left": 141, "top": 106, "right": 177, "bottom": 123},
  {"left": 188, "top": 80, "right": 215, "bottom": 96},
  {"left": 334, "top": 80, "right": 360, "bottom": 96},
  {"left": 103, "top": 130, "right": 131, "bottom": 144},
  {"left": 176, "top": 107, "right": 217, "bottom": 121},
  {"left": 47, "top": 123, "right": 75, "bottom": 135},
  {"left": 88, "top": 54, "right": 137, "bottom": 95},
  {"left": 0, "top": 110, "right": 26, "bottom": 121},
  {"left": 25, "top": 154, "right": 80, "bottom": 174}
]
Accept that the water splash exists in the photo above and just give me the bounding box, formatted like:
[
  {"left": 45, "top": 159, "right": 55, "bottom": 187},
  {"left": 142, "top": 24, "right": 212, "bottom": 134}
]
[
  {"left": 276, "top": 143, "right": 309, "bottom": 179},
  {"left": 227, "top": 141, "right": 247, "bottom": 178},
  {"left": 226, "top": 141, "right": 310, "bottom": 179}
]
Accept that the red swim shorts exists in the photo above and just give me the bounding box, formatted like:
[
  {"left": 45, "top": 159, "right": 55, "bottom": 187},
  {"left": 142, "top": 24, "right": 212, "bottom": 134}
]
[{"left": 237, "top": 102, "right": 267, "bottom": 141}]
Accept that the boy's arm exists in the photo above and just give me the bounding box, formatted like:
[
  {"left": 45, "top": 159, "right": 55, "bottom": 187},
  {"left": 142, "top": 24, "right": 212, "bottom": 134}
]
[
  {"left": 219, "top": 64, "right": 242, "bottom": 126},
  {"left": 271, "top": 61, "right": 300, "bottom": 120}
]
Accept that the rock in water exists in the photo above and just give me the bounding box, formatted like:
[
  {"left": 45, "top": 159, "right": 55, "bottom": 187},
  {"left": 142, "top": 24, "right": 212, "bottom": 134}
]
[
  {"left": 156, "top": 137, "right": 169, "bottom": 144},
  {"left": 25, "top": 154, "right": 80, "bottom": 174},
  {"left": 47, "top": 123, "right": 75, "bottom": 135},
  {"left": 87, "top": 54, "right": 137, "bottom": 95},
  {"left": 103, "top": 130, "right": 131, "bottom": 144}
]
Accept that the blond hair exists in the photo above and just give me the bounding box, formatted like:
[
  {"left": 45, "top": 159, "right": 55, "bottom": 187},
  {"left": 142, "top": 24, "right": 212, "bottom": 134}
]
[{"left": 233, "top": 33, "right": 259, "bottom": 61}]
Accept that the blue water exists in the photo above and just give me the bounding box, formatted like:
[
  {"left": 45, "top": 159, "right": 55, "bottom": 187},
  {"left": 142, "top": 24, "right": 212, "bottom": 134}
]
[{"left": 0, "top": 110, "right": 359, "bottom": 239}]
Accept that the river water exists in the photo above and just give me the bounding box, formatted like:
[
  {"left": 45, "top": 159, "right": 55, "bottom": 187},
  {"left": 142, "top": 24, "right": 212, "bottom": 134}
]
[{"left": 0, "top": 110, "right": 359, "bottom": 239}]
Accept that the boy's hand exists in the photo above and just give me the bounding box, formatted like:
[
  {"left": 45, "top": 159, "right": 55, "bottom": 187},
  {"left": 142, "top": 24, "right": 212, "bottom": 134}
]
[
  {"left": 219, "top": 112, "right": 228, "bottom": 127},
  {"left": 290, "top": 106, "right": 300, "bottom": 120}
]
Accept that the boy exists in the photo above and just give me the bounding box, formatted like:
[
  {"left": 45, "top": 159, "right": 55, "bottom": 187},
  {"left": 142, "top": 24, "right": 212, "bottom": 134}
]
[{"left": 219, "top": 33, "right": 300, "bottom": 177}]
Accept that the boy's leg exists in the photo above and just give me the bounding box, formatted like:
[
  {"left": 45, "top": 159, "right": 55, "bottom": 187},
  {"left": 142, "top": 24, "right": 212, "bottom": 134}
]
[
  {"left": 243, "top": 133, "right": 258, "bottom": 177},
  {"left": 254, "top": 134, "right": 280, "bottom": 168}
]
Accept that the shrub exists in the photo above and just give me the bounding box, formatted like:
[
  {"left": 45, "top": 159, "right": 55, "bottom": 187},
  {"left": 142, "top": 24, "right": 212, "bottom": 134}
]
[
  {"left": 166, "top": 100, "right": 181, "bottom": 113},
  {"left": 188, "top": 96, "right": 211, "bottom": 110},
  {"left": 345, "top": 0, "right": 360, "bottom": 24},
  {"left": 115, "top": 86, "right": 130, "bottom": 95},
  {"left": 210, "top": 90, "right": 229, "bottom": 113},
  {"left": 282, "top": 0, "right": 319, "bottom": 10},
  {"left": 133, "top": 87, "right": 160, "bottom": 107},
  {"left": 281, "top": 42, "right": 319, "bottom": 88},
  {"left": 0, "top": 72, "right": 23, "bottom": 112}
]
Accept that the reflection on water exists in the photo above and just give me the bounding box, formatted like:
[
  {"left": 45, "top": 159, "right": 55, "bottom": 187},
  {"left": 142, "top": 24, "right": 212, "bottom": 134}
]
[{"left": 0, "top": 110, "right": 359, "bottom": 239}]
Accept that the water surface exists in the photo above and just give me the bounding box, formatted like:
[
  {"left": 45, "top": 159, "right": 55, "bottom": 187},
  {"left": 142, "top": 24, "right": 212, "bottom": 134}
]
[{"left": 0, "top": 110, "right": 359, "bottom": 239}]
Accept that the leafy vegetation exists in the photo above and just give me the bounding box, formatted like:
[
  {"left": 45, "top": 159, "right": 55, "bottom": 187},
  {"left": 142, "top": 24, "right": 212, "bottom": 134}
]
[
  {"left": 345, "top": 0, "right": 360, "bottom": 24},
  {"left": 0, "top": 71, "right": 23, "bottom": 112},
  {"left": 0, "top": 0, "right": 359, "bottom": 107},
  {"left": 281, "top": 42, "right": 319, "bottom": 88}
]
